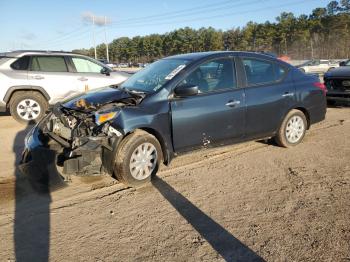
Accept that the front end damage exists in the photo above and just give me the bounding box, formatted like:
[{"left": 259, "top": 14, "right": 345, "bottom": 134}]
[
  {"left": 49, "top": 106, "right": 123, "bottom": 176},
  {"left": 20, "top": 87, "right": 145, "bottom": 180}
]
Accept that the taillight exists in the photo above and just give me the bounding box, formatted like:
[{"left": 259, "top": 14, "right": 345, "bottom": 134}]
[{"left": 313, "top": 82, "right": 327, "bottom": 96}]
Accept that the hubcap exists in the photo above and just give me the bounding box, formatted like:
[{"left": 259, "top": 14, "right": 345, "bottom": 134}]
[
  {"left": 285, "top": 115, "right": 305, "bottom": 143},
  {"left": 16, "top": 99, "right": 41, "bottom": 120},
  {"left": 129, "top": 142, "right": 157, "bottom": 180}
]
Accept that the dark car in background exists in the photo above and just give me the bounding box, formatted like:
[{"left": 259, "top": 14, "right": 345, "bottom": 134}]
[
  {"left": 324, "top": 66, "right": 350, "bottom": 105},
  {"left": 20, "top": 51, "right": 327, "bottom": 187},
  {"left": 339, "top": 59, "right": 350, "bottom": 66}
]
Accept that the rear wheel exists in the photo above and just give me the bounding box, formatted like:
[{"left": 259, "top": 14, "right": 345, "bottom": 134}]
[
  {"left": 9, "top": 91, "right": 48, "bottom": 124},
  {"left": 275, "top": 109, "right": 307, "bottom": 148},
  {"left": 114, "top": 130, "right": 162, "bottom": 187}
]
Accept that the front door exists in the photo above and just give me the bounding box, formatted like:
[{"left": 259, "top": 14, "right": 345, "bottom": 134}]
[
  {"left": 171, "top": 57, "right": 245, "bottom": 151},
  {"left": 70, "top": 57, "right": 116, "bottom": 91}
]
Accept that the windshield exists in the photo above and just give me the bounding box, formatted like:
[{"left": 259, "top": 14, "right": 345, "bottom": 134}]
[{"left": 121, "top": 58, "right": 190, "bottom": 93}]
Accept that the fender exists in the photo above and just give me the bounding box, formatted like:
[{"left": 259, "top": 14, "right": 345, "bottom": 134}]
[{"left": 4, "top": 85, "right": 51, "bottom": 103}]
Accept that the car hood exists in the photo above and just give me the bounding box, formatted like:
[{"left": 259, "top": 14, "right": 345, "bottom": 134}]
[
  {"left": 62, "top": 86, "right": 142, "bottom": 112},
  {"left": 324, "top": 66, "right": 350, "bottom": 78}
]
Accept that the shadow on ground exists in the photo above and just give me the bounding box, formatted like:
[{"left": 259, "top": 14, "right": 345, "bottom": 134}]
[
  {"left": 152, "top": 177, "right": 265, "bottom": 262},
  {"left": 13, "top": 123, "right": 64, "bottom": 262}
]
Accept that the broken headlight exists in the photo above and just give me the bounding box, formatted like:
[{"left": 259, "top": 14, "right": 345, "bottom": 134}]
[{"left": 94, "top": 111, "right": 120, "bottom": 125}]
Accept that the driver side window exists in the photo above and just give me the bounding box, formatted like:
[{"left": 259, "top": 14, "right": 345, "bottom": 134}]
[
  {"left": 180, "top": 58, "right": 236, "bottom": 93},
  {"left": 72, "top": 57, "right": 104, "bottom": 73}
]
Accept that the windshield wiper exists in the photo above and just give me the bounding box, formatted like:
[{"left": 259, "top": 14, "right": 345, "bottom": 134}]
[{"left": 121, "top": 87, "right": 147, "bottom": 98}]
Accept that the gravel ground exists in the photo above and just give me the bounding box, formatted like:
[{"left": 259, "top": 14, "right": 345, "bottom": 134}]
[{"left": 0, "top": 106, "right": 349, "bottom": 262}]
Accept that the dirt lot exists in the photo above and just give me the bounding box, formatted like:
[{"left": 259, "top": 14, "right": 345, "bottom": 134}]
[{"left": 0, "top": 107, "right": 349, "bottom": 262}]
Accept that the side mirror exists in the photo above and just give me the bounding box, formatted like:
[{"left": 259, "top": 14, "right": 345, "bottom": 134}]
[
  {"left": 339, "top": 61, "right": 346, "bottom": 66},
  {"left": 174, "top": 84, "right": 199, "bottom": 97},
  {"left": 101, "top": 67, "right": 110, "bottom": 76}
]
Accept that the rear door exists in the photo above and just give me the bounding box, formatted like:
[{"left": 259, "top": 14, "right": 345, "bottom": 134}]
[
  {"left": 171, "top": 57, "right": 245, "bottom": 151},
  {"left": 240, "top": 56, "right": 295, "bottom": 138},
  {"left": 27, "top": 55, "right": 79, "bottom": 103}
]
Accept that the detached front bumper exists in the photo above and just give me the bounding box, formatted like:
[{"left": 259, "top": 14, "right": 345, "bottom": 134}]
[
  {"left": 20, "top": 117, "right": 123, "bottom": 180},
  {"left": 19, "top": 125, "right": 65, "bottom": 191}
]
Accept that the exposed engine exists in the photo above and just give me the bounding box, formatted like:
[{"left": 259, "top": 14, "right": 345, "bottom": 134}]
[{"left": 40, "top": 95, "right": 141, "bottom": 177}]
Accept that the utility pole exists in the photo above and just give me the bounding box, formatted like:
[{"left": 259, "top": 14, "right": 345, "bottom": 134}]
[
  {"left": 92, "top": 15, "right": 97, "bottom": 59},
  {"left": 104, "top": 16, "right": 109, "bottom": 62}
]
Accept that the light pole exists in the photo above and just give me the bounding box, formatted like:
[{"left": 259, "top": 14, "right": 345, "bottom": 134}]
[
  {"left": 92, "top": 15, "right": 97, "bottom": 59},
  {"left": 104, "top": 16, "right": 109, "bottom": 62}
]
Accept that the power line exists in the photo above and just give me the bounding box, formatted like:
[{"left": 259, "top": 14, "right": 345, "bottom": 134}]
[
  {"left": 106, "top": 0, "right": 274, "bottom": 29},
  {"left": 34, "top": 1, "right": 236, "bottom": 47},
  {"left": 109, "top": 0, "right": 236, "bottom": 25},
  {"left": 109, "top": 0, "right": 319, "bottom": 30},
  {"left": 42, "top": 29, "right": 102, "bottom": 49},
  {"left": 36, "top": 0, "right": 320, "bottom": 50},
  {"left": 37, "top": 25, "right": 87, "bottom": 46},
  {"left": 110, "top": 0, "right": 258, "bottom": 27}
]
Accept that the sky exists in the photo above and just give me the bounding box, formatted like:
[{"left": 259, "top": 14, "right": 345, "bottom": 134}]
[{"left": 0, "top": 0, "right": 330, "bottom": 52}]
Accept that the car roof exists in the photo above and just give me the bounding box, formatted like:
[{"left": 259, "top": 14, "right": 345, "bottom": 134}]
[
  {"left": 0, "top": 50, "right": 85, "bottom": 58},
  {"left": 165, "top": 51, "right": 280, "bottom": 61}
]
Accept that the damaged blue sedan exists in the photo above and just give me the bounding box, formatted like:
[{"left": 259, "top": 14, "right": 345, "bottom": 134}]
[{"left": 20, "top": 51, "right": 327, "bottom": 187}]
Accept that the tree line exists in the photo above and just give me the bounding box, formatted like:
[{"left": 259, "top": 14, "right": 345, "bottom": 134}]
[{"left": 73, "top": 0, "right": 350, "bottom": 62}]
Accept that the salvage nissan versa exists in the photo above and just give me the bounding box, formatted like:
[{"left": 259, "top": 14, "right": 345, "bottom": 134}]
[{"left": 20, "top": 51, "right": 327, "bottom": 187}]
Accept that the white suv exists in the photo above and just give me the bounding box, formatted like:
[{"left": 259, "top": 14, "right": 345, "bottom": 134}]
[
  {"left": 297, "top": 59, "right": 339, "bottom": 74},
  {"left": 0, "top": 51, "right": 129, "bottom": 123}
]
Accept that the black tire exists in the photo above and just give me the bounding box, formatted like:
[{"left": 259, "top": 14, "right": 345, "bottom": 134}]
[
  {"left": 9, "top": 91, "right": 48, "bottom": 124},
  {"left": 114, "top": 130, "right": 162, "bottom": 187},
  {"left": 299, "top": 68, "right": 305, "bottom": 73},
  {"left": 274, "top": 109, "right": 307, "bottom": 148}
]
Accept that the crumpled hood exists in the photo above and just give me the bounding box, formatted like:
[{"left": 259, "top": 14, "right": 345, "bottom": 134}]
[
  {"left": 62, "top": 86, "right": 135, "bottom": 112},
  {"left": 324, "top": 67, "right": 350, "bottom": 78}
]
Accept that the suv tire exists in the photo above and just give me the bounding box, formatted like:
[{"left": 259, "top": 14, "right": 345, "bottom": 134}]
[
  {"left": 9, "top": 91, "right": 48, "bottom": 124},
  {"left": 275, "top": 109, "right": 307, "bottom": 148},
  {"left": 114, "top": 130, "right": 162, "bottom": 187}
]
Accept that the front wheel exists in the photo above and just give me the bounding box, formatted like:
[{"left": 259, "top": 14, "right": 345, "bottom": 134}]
[
  {"left": 9, "top": 91, "right": 48, "bottom": 124},
  {"left": 114, "top": 130, "right": 162, "bottom": 187},
  {"left": 274, "top": 109, "right": 307, "bottom": 148}
]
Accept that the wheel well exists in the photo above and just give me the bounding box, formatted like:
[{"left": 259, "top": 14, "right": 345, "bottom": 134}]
[
  {"left": 294, "top": 107, "right": 310, "bottom": 129},
  {"left": 4, "top": 86, "right": 50, "bottom": 107}
]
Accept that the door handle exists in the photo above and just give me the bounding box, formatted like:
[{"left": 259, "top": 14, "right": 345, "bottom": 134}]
[
  {"left": 282, "top": 92, "right": 294, "bottom": 97},
  {"left": 225, "top": 100, "right": 241, "bottom": 107},
  {"left": 32, "top": 75, "right": 44, "bottom": 80},
  {"left": 78, "top": 77, "right": 88, "bottom": 81}
]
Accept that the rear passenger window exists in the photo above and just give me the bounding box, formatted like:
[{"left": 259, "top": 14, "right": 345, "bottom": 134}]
[
  {"left": 11, "top": 56, "right": 30, "bottom": 70},
  {"left": 243, "top": 58, "right": 286, "bottom": 85},
  {"left": 31, "top": 56, "right": 68, "bottom": 72}
]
